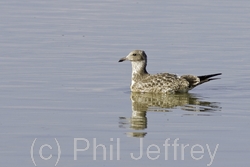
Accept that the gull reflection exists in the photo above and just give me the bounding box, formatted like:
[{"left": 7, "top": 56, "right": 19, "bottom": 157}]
[{"left": 119, "top": 92, "right": 221, "bottom": 138}]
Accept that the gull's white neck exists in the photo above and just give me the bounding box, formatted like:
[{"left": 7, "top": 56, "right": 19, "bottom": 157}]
[
  {"left": 131, "top": 60, "right": 148, "bottom": 86},
  {"left": 131, "top": 61, "right": 147, "bottom": 75}
]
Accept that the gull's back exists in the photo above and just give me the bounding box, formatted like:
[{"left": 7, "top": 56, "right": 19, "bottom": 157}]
[{"left": 131, "top": 72, "right": 190, "bottom": 93}]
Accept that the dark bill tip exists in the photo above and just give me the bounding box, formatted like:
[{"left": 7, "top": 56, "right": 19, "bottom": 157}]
[{"left": 118, "top": 57, "right": 126, "bottom": 62}]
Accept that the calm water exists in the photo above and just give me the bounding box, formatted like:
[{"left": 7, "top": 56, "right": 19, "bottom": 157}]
[{"left": 1, "top": 0, "right": 250, "bottom": 166}]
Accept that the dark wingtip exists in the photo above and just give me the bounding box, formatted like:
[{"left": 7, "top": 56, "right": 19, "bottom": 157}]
[
  {"left": 214, "top": 73, "right": 222, "bottom": 76},
  {"left": 208, "top": 77, "right": 221, "bottom": 81},
  {"left": 198, "top": 73, "right": 222, "bottom": 81}
]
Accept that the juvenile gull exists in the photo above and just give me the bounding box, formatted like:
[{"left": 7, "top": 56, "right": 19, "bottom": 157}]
[{"left": 118, "top": 50, "right": 221, "bottom": 93}]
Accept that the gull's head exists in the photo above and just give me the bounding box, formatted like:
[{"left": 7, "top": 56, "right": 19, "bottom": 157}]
[{"left": 118, "top": 50, "right": 147, "bottom": 63}]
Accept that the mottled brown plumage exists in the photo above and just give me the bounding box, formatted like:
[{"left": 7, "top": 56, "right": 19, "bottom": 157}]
[{"left": 119, "top": 50, "right": 221, "bottom": 93}]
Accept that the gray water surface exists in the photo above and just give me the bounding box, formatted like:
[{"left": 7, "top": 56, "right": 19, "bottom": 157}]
[{"left": 1, "top": 0, "right": 250, "bottom": 166}]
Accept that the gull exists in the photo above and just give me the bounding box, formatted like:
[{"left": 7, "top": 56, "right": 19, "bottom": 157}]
[{"left": 118, "top": 50, "right": 221, "bottom": 93}]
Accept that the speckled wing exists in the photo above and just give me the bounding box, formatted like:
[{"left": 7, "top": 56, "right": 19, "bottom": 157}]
[{"left": 132, "top": 73, "right": 190, "bottom": 93}]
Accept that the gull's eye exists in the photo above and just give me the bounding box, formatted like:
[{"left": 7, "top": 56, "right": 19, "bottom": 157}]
[{"left": 132, "top": 53, "right": 136, "bottom": 56}]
